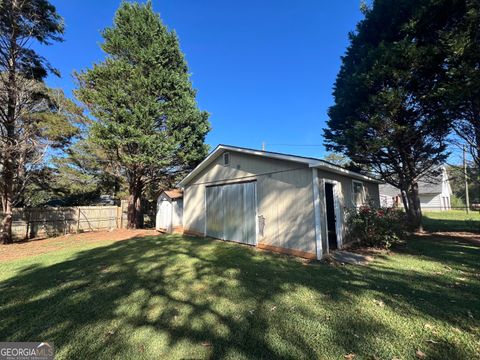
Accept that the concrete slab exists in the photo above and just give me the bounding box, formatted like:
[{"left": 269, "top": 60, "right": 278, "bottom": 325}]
[{"left": 331, "top": 250, "right": 373, "bottom": 265}]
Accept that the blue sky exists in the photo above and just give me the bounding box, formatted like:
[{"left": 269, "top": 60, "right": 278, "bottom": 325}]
[{"left": 42, "top": 0, "right": 364, "bottom": 158}]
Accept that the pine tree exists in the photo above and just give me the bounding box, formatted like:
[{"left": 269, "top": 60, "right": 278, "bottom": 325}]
[
  {"left": 0, "top": 0, "right": 64, "bottom": 243},
  {"left": 75, "top": 1, "right": 210, "bottom": 229}
]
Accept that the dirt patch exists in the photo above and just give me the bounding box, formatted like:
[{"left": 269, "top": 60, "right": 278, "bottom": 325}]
[{"left": 0, "top": 229, "right": 159, "bottom": 262}]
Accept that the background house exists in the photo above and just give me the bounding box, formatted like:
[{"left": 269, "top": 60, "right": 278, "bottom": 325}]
[
  {"left": 177, "top": 145, "right": 381, "bottom": 260},
  {"left": 379, "top": 167, "right": 452, "bottom": 211}
]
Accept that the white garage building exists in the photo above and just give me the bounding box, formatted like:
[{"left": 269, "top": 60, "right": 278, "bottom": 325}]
[{"left": 177, "top": 145, "right": 382, "bottom": 260}]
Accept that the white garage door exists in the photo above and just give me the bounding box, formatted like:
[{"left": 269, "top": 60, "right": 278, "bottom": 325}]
[{"left": 206, "top": 181, "right": 256, "bottom": 245}]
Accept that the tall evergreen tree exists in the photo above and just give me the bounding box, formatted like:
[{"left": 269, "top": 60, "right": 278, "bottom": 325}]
[
  {"left": 0, "top": 0, "right": 64, "bottom": 244},
  {"left": 433, "top": 0, "right": 480, "bottom": 168},
  {"left": 75, "top": 1, "right": 210, "bottom": 229},
  {"left": 324, "top": 0, "right": 451, "bottom": 230}
]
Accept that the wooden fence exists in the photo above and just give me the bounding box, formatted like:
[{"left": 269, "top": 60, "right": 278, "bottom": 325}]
[{"left": 1, "top": 202, "right": 129, "bottom": 240}]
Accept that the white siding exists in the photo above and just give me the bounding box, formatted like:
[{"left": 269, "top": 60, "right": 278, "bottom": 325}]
[
  {"left": 182, "top": 150, "right": 381, "bottom": 258},
  {"left": 183, "top": 151, "right": 317, "bottom": 254},
  {"left": 156, "top": 194, "right": 183, "bottom": 231}
]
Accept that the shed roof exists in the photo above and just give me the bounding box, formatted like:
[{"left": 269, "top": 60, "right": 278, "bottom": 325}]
[
  {"left": 162, "top": 189, "right": 183, "bottom": 200},
  {"left": 178, "top": 144, "right": 382, "bottom": 187}
]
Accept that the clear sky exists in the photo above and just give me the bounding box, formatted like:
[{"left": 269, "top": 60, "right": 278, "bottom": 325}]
[{"left": 41, "top": 0, "right": 364, "bottom": 158}]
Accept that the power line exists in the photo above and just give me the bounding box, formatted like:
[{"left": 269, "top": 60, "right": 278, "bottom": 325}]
[{"left": 265, "top": 144, "right": 324, "bottom": 147}]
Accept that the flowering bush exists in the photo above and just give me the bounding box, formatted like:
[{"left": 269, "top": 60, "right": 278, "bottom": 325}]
[{"left": 345, "top": 204, "right": 406, "bottom": 249}]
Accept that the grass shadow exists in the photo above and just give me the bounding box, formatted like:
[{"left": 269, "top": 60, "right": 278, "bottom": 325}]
[
  {"left": 0, "top": 234, "right": 478, "bottom": 359},
  {"left": 423, "top": 211, "right": 480, "bottom": 233}
]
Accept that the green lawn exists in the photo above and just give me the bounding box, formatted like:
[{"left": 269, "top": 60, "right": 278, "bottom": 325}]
[
  {"left": 0, "top": 234, "right": 479, "bottom": 359},
  {"left": 423, "top": 210, "right": 480, "bottom": 232}
]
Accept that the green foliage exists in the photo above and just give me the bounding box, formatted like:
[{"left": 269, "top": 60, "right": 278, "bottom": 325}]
[
  {"left": 75, "top": 1, "right": 209, "bottom": 226},
  {"left": 11, "top": 85, "right": 90, "bottom": 207},
  {"left": 446, "top": 164, "right": 480, "bottom": 204},
  {"left": 450, "top": 194, "right": 466, "bottom": 208},
  {"left": 323, "top": 152, "right": 349, "bottom": 166},
  {"left": 44, "top": 139, "right": 127, "bottom": 206},
  {"left": 0, "top": 0, "right": 64, "bottom": 80},
  {"left": 0, "top": 0, "right": 64, "bottom": 243},
  {"left": 324, "top": 0, "right": 453, "bottom": 228},
  {"left": 433, "top": 0, "right": 480, "bottom": 168},
  {"left": 346, "top": 205, "right": 407, "bottom": 249},
  {"left": 75, "top": 1, "right": 209, "bottom": 178}
]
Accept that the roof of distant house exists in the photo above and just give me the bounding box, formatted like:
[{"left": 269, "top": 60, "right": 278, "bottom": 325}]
[{"left": 380, "top": 169, "right": 448, "bottom": 196}]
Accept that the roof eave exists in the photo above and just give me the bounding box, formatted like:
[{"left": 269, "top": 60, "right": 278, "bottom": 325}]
[
  {"left": 177, "top": 145, "right": 316, "bottom": 188},
  {"left": 309, "top": 161, "right": 383, "bottom": 183},
  {"left": 177, "top": 145, "right": 225, "bottom": 188},
  {"left": 177, "top": 144, "right": 383, "bottom": 187}
]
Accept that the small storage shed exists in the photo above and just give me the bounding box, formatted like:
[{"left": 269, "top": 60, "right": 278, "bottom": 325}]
[
  {"left": 156, "top": 189, "right": 183, "bottom": 233},
  {"left": 178, "top": 144, "right": 382, "bottom": 260}
]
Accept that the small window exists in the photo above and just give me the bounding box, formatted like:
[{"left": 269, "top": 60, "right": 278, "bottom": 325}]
[
  {"left": 223, "top": 152, "right": 230, "bottom": 166},
  {"left": 352, "top": 180, "right": 365, "bottom": 207}
]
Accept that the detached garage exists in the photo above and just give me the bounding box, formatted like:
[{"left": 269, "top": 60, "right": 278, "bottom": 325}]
[{"left": 178, "top": 145, "right": 381, "bottom": 260}]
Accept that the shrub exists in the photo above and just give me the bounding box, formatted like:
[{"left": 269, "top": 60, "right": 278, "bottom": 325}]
[
  {"left": 450, "top": 195, "right": 465, "bottom": 208},
  {"left": 345, "top": 204, "right": 406, "bottom": 249}
]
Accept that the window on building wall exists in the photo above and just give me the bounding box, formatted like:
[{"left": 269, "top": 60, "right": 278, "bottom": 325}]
[
  {"left": 352, "top": 180, "right": 365, "bottom": 207},
  {"left": 223, "top": 152, "right": 230, "bottom": 166}
]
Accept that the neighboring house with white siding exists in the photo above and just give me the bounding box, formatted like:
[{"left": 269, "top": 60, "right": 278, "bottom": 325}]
[
  {"left": 177, "top": 144, "right": 382, "bottom": 260},
  {"left": 379, "top": 167, "right": 452, "bottom": 211}
]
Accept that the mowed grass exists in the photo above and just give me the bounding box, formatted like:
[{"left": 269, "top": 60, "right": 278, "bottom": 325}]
[
  {"left": 423, "top": 210, "right": 480, "bottom": 232},
  {"left": 0, "top": 234, "right": 479, "bottom": 359}
]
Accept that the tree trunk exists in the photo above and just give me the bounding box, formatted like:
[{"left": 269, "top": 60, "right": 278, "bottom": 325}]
[
  {"left": 1, "top": 35, "right": 17, "bottom": 245},
  {"left": 475, "top": 115, "right": 480, "bottom": 169},
  {"left": 400, "top": 190, "right": 409, "bottom": 211},
  {"left": 0, "top": 198, "right": 13, "bottom": 244},
  {"left": 405, "top": 182, "right": 423, "bottom": 232},
  {"left": 127, "top": 181, "right": 143, "bottom": 229}
]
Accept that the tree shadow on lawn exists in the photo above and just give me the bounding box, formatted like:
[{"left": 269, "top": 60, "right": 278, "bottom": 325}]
[
  {"left": 0, "top": 235, "right": 478, "bottom": 359},
  {"left": 422, "top": 214, "right": 480, "bottom": 233}
]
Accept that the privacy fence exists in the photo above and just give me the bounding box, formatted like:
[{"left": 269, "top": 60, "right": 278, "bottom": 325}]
[{"left": 1, "top": 202, "right": 130, "bottom": 241}]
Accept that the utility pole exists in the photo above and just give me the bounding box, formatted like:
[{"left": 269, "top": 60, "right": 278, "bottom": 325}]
[
  {"left": 262, "top": 141, "right": 265, "bottom": 151},
  {"left": 464, "top": 145, "right": 470, "bottom": 214}
]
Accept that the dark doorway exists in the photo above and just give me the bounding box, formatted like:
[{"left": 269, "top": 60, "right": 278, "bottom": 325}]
[{"left": 325, "top": 183, "right": 337, "bottom": 250}]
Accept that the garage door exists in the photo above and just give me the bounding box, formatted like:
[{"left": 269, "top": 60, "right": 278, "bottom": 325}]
[{"left": 206, "top": 181, "right": 256, "bottom": 245}]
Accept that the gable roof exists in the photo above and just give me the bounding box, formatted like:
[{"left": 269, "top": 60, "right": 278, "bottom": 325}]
[{"left": 178, "top": 144, "right": 382, "bottom": 187}]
